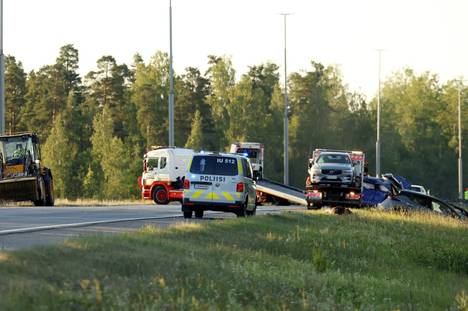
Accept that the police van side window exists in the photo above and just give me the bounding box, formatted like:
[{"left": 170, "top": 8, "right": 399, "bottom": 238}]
[
  {"left": 242, "top": 158, "right": 252, "bottom": 179},
  {"left": 160, "top": 157, "right": 167, "bottom": 169}
]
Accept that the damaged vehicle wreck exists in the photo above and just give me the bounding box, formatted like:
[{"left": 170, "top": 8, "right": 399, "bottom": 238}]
[{"left": 377, "top": 174, "right": 467, "bottom": 220}]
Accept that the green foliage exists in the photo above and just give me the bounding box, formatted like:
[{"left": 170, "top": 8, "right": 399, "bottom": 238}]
[
  {"left": 0, "top": 210, "right": 466, "bottom": 310},
  {"left": 6, "top": 45, "right": 467, "bottom": 199},
  {"left": 184, "top": 110, "right": 204, "bottom": 150},
  {"left": 89, "top": 106, "right": 134, "bottom": 199},
  {"left": 132, "top": 51, "right": 170, "bottom": 148},
  {"left": 4, "top": 56, "right": 27, "bottom": 133}
]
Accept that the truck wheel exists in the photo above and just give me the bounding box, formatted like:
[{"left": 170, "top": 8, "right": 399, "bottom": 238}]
[
  {"left": 152, "top": 186, "right": 169, "bottom": 205},
  {"left": 195, "top": 210, "right": 204, "bottom": 218}
]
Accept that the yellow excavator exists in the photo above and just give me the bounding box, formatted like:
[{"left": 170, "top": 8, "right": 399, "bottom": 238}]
[{"left": 0, "top": 132, "right": 54, "bottom": 206}]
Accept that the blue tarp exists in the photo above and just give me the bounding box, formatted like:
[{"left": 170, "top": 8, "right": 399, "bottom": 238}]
[
  {"left": 362, "top": 176, "right": 392, "bottom": 206},
  {"left": 394, "top": 175, "right": 412, "bottom": 190},
  {"left": 362, "top": 175, "right": 413, "bottom": 206}
]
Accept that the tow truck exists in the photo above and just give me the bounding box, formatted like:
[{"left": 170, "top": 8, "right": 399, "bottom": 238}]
[
  {"left": 138, "top": 147, "right": 194, "bottom": 205},
  {"left": 230, "top": 142, "right": 264, "bottom": 180},
  {"left": 305, "top": 149, "right": 365, "bottom": 209}
]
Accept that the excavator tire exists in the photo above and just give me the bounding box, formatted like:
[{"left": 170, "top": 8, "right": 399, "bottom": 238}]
[
  {"left": 33, "top": 176, "right": 47, "bottom": 206},
  {"left": 44, "top": 171, "right": 54, "bottom": 206}
]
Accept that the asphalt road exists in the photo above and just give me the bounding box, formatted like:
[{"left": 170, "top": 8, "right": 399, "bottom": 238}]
[{"left": 0, "top": 204, "right": 303, "bottom": 250}]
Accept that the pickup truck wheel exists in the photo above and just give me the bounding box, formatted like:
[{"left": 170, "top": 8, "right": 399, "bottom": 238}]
[{"left": 152, "top": 186, "right": 169, "bottom": 205}]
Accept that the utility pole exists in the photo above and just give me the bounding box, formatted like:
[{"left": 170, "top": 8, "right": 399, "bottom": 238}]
[
  {"left": 168, "top": 0, "right": 175, "bottom": 146},
  {"left": 0, "top": 0, "right": 4, "bottom": 133},
  {"left": 458, "top": 87, "right": 463, "bottom": 200},
  {"left": 376, "top": 49, "right": 383, "bottom": 177},
  {"left": 280, "top": 13, "right": 291, "bottom": 185}
]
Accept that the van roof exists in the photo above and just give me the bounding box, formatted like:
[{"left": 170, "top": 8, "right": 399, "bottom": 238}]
[
  {"left": 146, "top": 147, "right": 194, "bottom": 157},
  {"left": 193, "top": 152, "right": 242, "bottom": 158}
]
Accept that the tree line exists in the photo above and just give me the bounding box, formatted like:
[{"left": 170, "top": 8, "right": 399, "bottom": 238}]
[{"left": 4, "top": 44, "right": 467, "bottom": 199}]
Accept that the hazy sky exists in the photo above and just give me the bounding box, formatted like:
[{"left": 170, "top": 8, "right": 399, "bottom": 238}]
[{"left": 4, "top": 0, "right": 468, "bottom": 98}]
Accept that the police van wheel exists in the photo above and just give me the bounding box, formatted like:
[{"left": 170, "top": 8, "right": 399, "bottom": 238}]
[
  {"left": 236, "top": 200, "right": 248, "bottom": 217},
  {"left": 153, "top": 186, "right": 169, "bottom": 205},
  {"left": 183, "top": 211, "right": 193, "bottom": 219},
  {"left": 195, "top": 210, "right": 204, "bottom": 218}
]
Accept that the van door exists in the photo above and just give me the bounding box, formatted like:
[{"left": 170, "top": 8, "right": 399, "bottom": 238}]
[
  {"left": 241, "top": 158, "right": 256, "bottom": 209},
  {"left": 212, "top": 156, "right": 240, "bottom": 205},
  {"left": 188, "top": 155, "right": 215, "bottom": 205}
]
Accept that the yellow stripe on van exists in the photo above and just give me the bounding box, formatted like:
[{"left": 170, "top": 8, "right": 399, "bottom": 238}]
[
  {"left": 192, "top": 190, "right": 204, "bottom": 199},
  {"left": 204, "top": 192, "right": 220, "bottom": 200},
  {"left": 237, "top": 158, "right": 243, "bottom": 175},
  {"left": 222, "top": 192, "right": 234, "bottom": 201},
  {"left": 235, "top": 193, "right": 241, "bottom": 199},
  {"left": 187, "top": 156, "right": 193, "bottom": 170}
]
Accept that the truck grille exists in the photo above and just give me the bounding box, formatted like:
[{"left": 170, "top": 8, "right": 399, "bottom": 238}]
[{"left": 322, "top": 169, "right": 342, "bottom": 175}]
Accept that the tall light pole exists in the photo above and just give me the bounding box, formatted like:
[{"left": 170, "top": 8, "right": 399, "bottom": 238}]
[
  {"left": 281, "top": 13, "right": 291, "bottom": 185},
  {"left": 168, "top": 0, "right": 175, "bottom": 146},
  {"left": 0, "top": 0, "right": 4, "bottom": 133},
  {"left": 458, "top": 87, "right": 463, "bottom": 200},
  {"left": 376, "top": 49, "right": 383, "bottom": 177}
]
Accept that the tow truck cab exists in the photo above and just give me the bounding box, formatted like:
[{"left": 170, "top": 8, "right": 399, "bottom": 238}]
[
  {"left": 230, "top": 142, "right": 264, "bottom": 180},
  {"left": 139, "top": 147, "right": 194, "bottom": 205}
]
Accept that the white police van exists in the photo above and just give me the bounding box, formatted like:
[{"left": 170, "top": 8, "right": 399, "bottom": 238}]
[{"left": 182, "top": 152, "right": 257, "bottom": 218}]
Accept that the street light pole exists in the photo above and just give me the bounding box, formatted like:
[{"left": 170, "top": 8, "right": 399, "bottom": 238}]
[
  {"left": 281, "top": 13, "right": 291, "bottom": 186},
  {"left": 168, "top": 0, "right": 175, "bottom": 146},
  {"left": 376, "top": 49, "right": 383, "bottom": 177},
  {"left": 0, "top": 0, "right": 4, "bottom": 133},
  {"left": 458, "top": 87, "right": 463, "bottom": 200}
]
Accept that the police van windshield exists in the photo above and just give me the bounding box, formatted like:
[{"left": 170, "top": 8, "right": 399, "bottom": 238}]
[
  {"left": 236, "top": 148, "right": 258, "bottom": 160},
  {"left": 190, "top": 156, "right": 238, "bottom": 176}
]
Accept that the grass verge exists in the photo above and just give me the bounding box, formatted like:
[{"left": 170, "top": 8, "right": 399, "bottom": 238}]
[{"left": 0, "top": 209, "right": 467, "bottom": 310}]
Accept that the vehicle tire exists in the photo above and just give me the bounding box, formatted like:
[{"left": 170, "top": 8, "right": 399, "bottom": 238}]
[
  {"left": 183, "top": 211, "right": 193, "bottom": 219},
  {"left": 246, "top": 200, "right": 257, "bottom": 216},
  {"left": 44, "top": 172, "right": 54, "bottom": 206},
  {"left": 237, "top": 200, "right": 248, "bottom": 217},
  {"left": 195, "top": 210, "right": 204, "bottom": 218},
  {"left": 33, "top": 176, "right": 46, "bottom": 206},
  {"left": 152, "top": 186, "right": 169, "bottom": 205}
]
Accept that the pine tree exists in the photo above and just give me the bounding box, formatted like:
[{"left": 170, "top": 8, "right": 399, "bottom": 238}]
[
  {"left": 89, "top": 106, "right": 133, "bottom": 199},
  {"left": 42, "top": 114, "right": 71, "bottom": 198},
  {"left": 185, "top": 110, "right": 204, "bottom": 150},
  {"left": 5, "top": 56, "right": 27, "bottom": 133}
]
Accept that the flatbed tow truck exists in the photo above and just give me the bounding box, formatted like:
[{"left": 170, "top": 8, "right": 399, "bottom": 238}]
[{"left": 305, "top": 149, "right": 365, "bottom": 209}]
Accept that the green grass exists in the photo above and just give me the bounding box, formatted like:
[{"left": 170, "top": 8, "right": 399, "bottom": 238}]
[{"left": 0, "top": 210, "right": 467, "bottom": 310}]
